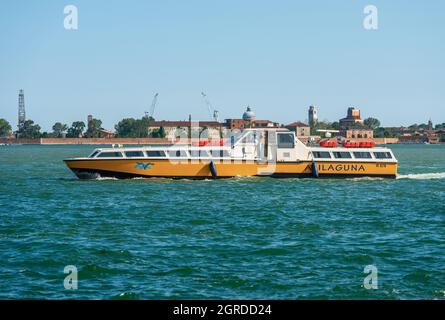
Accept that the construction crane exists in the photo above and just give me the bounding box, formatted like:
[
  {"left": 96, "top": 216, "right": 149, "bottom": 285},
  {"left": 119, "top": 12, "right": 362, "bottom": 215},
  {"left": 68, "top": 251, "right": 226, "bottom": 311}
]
[
  {"left": 144, "top": 93, "right": 159, "bottom": 119},
  {"left": 201, "top": 92, "right": 219, "bottom": 122}
]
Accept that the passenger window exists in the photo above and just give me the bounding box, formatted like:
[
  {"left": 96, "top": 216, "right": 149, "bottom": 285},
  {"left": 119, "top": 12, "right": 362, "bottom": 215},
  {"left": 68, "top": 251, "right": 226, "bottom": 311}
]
[
  {"left": 190, "top": 150, "right": 211, "bottom": 158},
  {"left": 146, "top": 150, "right": 166, "bottom": 157},
  {"left": 312, "top": 151, "right": 331, "bottom": 159},
  {"left": 125, "top": 151, "right": 144, "bottom": 158},
  {"left": 97, "top": 152, "right": 123, "bottom": 158},
  {"left": 373, "top": 152, "right": 392, "bottom": 159},
  {"left": 241, "top": 132, "right": 256, "bottom": 144},
  {"left": 353, "top": 152, "right": 372, "bottom": 159},
  {"left": 168, "top": 150, "right": 188, "bottom": 158},
  {"left": 89, "top": 151, "right": 99, "bottom": 158},
  {"left": 221, "top": 150, "right": 230, "bottom": 157},
  {"left": 190, "top": 150, "right": 199, "bottom": 157},
  {"left": 210, "top": 150, "right": 230, "bottom": 158},
  {"left": 277, "top": 133, "right": 295, "bottom": 148},
  {"left": 333, "top": 152, "right": 352, "bottom": 159}
]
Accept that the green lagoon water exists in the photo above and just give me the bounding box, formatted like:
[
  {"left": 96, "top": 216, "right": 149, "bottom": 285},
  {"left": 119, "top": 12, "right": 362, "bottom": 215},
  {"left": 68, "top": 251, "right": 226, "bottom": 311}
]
[{"left": 0, "top": 144, "right": 444, "bottom": 299}]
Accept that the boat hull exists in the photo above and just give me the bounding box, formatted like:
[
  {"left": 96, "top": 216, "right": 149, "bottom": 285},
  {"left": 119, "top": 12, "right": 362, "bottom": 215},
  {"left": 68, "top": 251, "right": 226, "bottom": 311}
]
[{"left": 64, "top": 159, "right": 398, "bottom": 179}]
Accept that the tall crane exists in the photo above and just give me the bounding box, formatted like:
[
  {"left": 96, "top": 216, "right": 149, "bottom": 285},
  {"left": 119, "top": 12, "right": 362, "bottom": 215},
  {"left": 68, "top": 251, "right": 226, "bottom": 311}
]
[
  {"left": 144, "top": 93, "right": 159, "bottom": 119},
  {"left": 201, "top": 92, "right": 219, "bottom": 122}
]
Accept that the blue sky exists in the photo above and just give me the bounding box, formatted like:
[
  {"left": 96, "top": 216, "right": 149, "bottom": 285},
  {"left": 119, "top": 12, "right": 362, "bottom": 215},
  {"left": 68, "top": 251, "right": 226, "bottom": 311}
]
[{"left": 0, "top": 0, "right": 444, "bottom": 131}]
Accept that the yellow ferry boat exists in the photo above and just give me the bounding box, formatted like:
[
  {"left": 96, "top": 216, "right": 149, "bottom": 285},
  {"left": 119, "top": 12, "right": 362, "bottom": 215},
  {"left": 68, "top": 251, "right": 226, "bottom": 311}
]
[{"left": 64, "top": 129, "right": 398, "bottom": 179}]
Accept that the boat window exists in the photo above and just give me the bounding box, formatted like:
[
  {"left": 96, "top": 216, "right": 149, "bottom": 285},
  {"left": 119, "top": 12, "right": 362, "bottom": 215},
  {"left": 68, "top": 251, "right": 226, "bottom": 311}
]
[
  {"left": 333, "top": 151, "right": 352, "bottom": 159},
  {"left": 190, "top": 150, "right": 210, "bottom": 157},
  {"left": 277, "top": 133, "right": 295, "bottom": 148},
  {"left": 125, "top": 151, "right": 145, "bottom": 158},
  {"left": 89, "top": 151, "right": 99, "bottom": 158},
  {"left": 210, "top": 150, "right": 230, "bottom": 158},
  {"left": 96, "top": 152, "right": 123, "bottom": 158},
  {"left": 190, "top": 150, "right": 199, "bottom": 157},
  {"left": 240, "top": 132, "right": 256, "bottom": 144},
  {"left": 312, "top": 151, "right": 331, "bottom": 159},
  {"left": 373, "top": 152, "right": 392, "bottom": 159},
  {"left": 168, "top": 150, "right": 188, "bottom": 158},
  {"left": 353, "top": 151, "right": 372, "bottom": 159},
  {"left": 146, "top": 150, "right": 166, "bottom": 157}
]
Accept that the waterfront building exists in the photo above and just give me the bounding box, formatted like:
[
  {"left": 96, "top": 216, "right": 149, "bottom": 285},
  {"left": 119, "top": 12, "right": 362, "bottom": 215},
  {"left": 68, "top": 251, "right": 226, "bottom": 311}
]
[
  {"left": 427, "top": 119, "right": 433, "bottom": 131},
  {"left": 224, "top": 118, "right": 245, "bottom": 130},
  {"left": 98, "top": 128, "right": 116, "bottom": 138},
  {"left": 147, "top": 119, "right": 223, "bottom": 140},
  {"left": 242, "top": 106, "right": 256, "bottom": 122},
  {"left": 285, "top": 122, "right": 310, "bottom": 137},
  {"left": 308, "top": 105, "right": 318, "bottom": 128},
  {"left": 225, "top": 107, "right": 279, "bottom": 130},
  {"left": 147, "top": 107, "right": 279, "bottom": 139},
  {"left": 339, "top": 107, "right": 365, "bottom": 128},
  {"left": 342, "top": 128, "right": 374, "bottom": 139}
]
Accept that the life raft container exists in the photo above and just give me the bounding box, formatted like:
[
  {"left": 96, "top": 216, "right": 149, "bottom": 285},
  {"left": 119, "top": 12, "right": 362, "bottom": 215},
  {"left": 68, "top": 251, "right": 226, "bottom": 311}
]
[
  {"left": 342, "top": 141, "right": 375, "bottom": 148},
  {"left": 192, "top": 139, "right": 225, "bottom": 147},
  {"left": 319, "top": 140, "right": 338, "bottom": 148}
]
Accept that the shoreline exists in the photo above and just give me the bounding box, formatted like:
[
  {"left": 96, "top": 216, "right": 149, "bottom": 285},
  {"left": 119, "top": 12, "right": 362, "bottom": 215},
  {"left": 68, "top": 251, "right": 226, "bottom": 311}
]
[{"left": 0, "top": 137, "right": 441, "bottom": 146}]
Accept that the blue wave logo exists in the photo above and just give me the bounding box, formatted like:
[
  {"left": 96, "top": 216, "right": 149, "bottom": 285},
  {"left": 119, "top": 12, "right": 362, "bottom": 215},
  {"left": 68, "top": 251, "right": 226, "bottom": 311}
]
[{"left": 134, "top": 162, "right": 155, "bottom": 170}]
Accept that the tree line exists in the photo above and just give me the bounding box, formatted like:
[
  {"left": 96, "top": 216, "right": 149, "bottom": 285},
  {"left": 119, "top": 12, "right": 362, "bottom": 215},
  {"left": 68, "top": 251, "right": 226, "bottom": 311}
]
[
  {"left": 1, "top": 116, "right": 444, "bottom": 139},
  {"left": 0, "top": 116, "right": 166, "bottom": 139},
  {"left": 0, "top": 117, "right": 104, "bottom": 139},
  {"left": 310, "top": 117, "right": 381, "bottom": 135}
]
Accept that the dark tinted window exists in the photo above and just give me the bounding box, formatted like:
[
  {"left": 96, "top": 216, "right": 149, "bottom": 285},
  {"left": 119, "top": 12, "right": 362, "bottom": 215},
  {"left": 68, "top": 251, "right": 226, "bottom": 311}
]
[
  {"left": 97, "top": 152, "right": 123, "bottom": 158},
  {"left": 333, "top": 152, "right": 352, "bottom": 159},
  {"left": 190, "top": 150, "right": 210, "bottom": 157},
  {"left": 168, "top": 150, "right": 188, "bottom": 157},
  {"left": 373, "top": 152, "right": 392, "bottom": 159},
  {"left": 210, "top": 150, "right": 230, "bottom": 158},
  {"left": 89, "top": 151, "right": 99, "bottom": 158},
  {"left": 146, "top": 150, "right": 166, "bottom": 157},
  {"left": 125, "top": 151, "right": 145, "bottom": 157},
  {"left": 313, "top": 151, "right": 331, "bottom": 159},
  {"left": 277, "top": 133, "right": 295, "bottom": 148},
  {"left": 353, "top": 152, "right": 372, "bottom": 159}
]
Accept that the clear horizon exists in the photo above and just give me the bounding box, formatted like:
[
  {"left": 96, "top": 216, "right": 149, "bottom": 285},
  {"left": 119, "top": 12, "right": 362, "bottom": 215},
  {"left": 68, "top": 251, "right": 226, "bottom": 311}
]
[{"left": 1, "top": 0, "right": 444, "bottom": 131}]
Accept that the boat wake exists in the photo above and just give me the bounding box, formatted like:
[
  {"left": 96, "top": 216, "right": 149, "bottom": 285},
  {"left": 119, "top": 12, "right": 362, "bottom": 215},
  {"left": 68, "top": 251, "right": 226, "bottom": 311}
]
[
  {"left": 94, "top": 176, "right": 119, "bottom": 181},
  {"left": 397, "top": 172, "right": 445, "bottom": 180}
]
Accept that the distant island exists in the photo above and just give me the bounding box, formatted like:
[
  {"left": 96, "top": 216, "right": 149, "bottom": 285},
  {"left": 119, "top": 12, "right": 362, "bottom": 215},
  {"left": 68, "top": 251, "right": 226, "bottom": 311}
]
[{"left": 1, "top": 90, "right": 444, "bottom": 145}]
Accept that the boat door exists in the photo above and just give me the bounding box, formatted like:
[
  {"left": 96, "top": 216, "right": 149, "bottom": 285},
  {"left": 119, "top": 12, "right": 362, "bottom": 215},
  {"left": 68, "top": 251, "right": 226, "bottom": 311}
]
[{"left": 276, "top": 132, "right": 297, "bottom": 162}]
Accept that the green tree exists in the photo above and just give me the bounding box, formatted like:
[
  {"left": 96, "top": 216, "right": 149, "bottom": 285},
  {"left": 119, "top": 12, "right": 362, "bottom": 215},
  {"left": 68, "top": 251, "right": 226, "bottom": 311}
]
[
  {"left": 364, "top": 117, "right": 381, "bottom": 129},
  {"left": 115, "top": 117, "right": 150, "bottom": 138},
  {"left": 85, "top": 118, "right": 102, "bottom": 138},
  {"left": 0, "top": 118, "right": 12, "bottom": 137},
  {"left": 18, "top": 119, "right": 41, "bottom": 139},
  {"left": 151, "top": 126, "right": 166, "bottom": 138},
  {"left": 435, "top": 123, "right": 445, "bottom": 129},
  {"left": 142, "top": 115, "right": 154, "bottom": 122},
  {"left": 52, "top": 122, "right": 68, "bottom": 138},
  {"left": 311, "top": 121, "right": 337, "bottom": 135},
  {"left": 158, "top": 126, "right": 166, "bottom": 138},
  {"left": 67, "top": 121, "right": 86, "bottom": 138}
]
